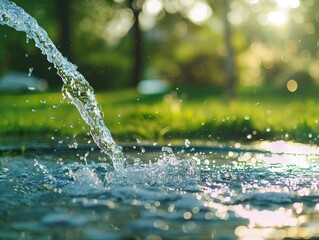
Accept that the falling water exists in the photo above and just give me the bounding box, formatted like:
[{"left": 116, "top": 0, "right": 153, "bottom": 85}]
[{"left": 0, "top": 0, "right": 124, "bottom": 170}]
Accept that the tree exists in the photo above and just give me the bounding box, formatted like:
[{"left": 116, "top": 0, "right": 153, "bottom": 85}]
[
  {"left": 128, "top": 0, "right": 143, "bottom": 87},
  {"left": 221, "top": 0, "right": 237, "bottom": 100},
  {"left": 56, "top": 0, "right": 73, "bottom": 60}
]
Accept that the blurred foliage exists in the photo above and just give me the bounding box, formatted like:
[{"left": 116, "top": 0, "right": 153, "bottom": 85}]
[{"left": 0, "top": 0, "right": 319, "bottom": 92}]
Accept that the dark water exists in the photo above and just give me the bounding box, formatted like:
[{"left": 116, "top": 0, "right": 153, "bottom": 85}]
[{"left": 1, "top": 141, "right": 319, "bottom": 240}]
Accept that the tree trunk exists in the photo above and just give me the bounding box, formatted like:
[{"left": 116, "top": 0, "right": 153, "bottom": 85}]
[
  {"left": 56, "top": 0, "right": 73, "bottom": 60},
  {"left": 222, "top": 0, "right": 237, "bottom": 100},
  {"left": 129, "top": 0, "right": 143, "bottom": 87}
]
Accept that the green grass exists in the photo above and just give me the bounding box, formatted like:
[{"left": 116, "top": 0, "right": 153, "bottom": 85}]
[{"left": 1, "top": 85, "right": 319, "bottom": 145}]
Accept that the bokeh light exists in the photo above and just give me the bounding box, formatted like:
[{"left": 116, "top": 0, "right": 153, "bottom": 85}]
[{"left": 287, "top": 79, "right": 298, "bottom": 92}]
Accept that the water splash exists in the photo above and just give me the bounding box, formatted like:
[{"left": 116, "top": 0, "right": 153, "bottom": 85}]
[
  {"left": 104, "top": 147, "right": 201, "bottom": 189},
  {"left": 0, "top": 0, "right": 124, "bottom": 170}
]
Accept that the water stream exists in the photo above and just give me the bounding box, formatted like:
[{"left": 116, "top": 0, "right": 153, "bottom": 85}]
[{"left": 0, "top": 0, "right": 124, "bottom": 171}]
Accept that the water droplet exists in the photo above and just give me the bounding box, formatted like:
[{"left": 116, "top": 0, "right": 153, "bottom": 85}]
[
  {"left": 28, "top": 67, "right": 33, "bottom": 76},
  {"left": 52, "top": 104, "right": 59, "bottom": 109},
  {"left": 185, "top": 139, "right": 191, "bottom": 148},
  {"left": 40, "top": 99, "right": 46, "bottom": 104},
  {"left": 25, "top": 53, "right": 28, "bottom": 58},
  {"left": 247, "top": 134, "right": 252, "bottom": 139},
  {"left": 28, "top": 86, "right": 35, "bottom": 91},
  {"left": 31, "top": 109, "right": 37, "bottom": 112},
  {"left": 68, "top": 142, "right": 78, "bottom": 149}
]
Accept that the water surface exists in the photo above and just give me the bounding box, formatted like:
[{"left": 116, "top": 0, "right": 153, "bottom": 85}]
[{"left": 1, "top": 141, "right": 319, "bottom": 240}]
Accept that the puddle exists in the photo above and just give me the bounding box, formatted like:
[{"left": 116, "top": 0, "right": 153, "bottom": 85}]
[{"left": 1, "top": 142, "right": 319, "bottom": 239}]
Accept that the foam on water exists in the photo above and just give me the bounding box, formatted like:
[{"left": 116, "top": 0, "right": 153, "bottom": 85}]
[{"left": 0, "top": 0, "right": 124, "bottom": 170}]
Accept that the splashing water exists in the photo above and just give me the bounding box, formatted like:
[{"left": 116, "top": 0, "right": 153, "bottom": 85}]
[
  {"left": 0, "top": 0, "right": 124, "bottom": 170},
  {"left": 104, "top": 147, "right": 200, "bottom": 189}
]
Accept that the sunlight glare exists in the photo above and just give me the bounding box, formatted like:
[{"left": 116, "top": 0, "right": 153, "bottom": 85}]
[
  {"left": 246, "top": 0, "right": 260, "bottom": 4},
  {"left": 256, "top": 140, "right": 319, "bottom": 167},
  {"left": 144, "top": 0, "right": 163, "bottom": 16},
  {"left": 274, "top": 0, "right": 300, "bottom": 9},
  {"left": 234, "top": 206, "right": 298, "bottom": 228},
  {"left": 259, "top": 141, "right": 319, "bottom": 155},
  {"left": 187, "top": 1, "right": 212, "bottom": 24},
  {"left": 267, "top": 11, "right": 287, "bottom": 26}
]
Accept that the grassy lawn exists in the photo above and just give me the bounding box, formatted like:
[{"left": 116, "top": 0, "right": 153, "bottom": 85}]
[{"left": 1, "top": 85, "right": 319, "bottom": 145}]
